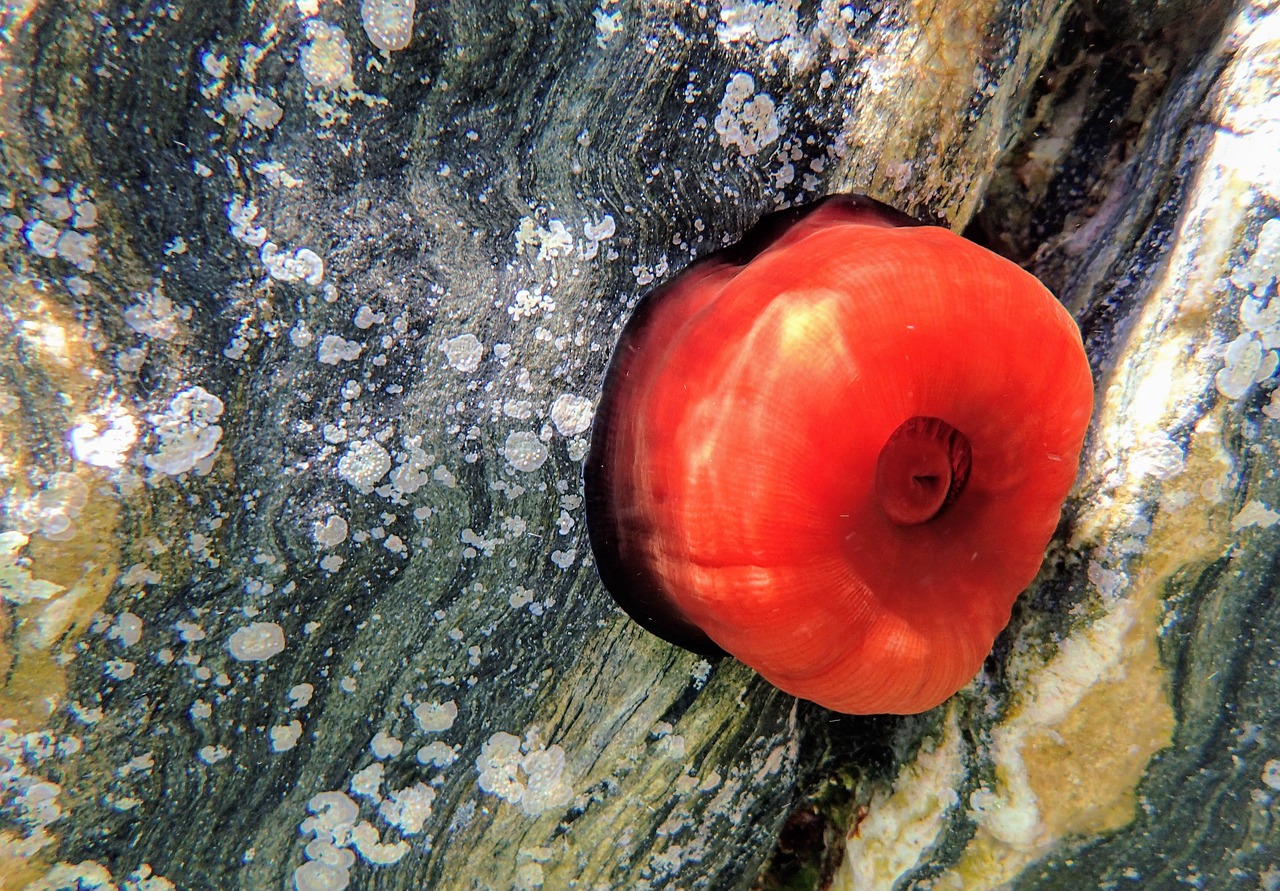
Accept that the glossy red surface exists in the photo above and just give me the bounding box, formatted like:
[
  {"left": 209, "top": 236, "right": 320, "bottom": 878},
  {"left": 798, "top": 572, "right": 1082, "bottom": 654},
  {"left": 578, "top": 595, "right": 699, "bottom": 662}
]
[{"left": 585, "top": 196, "right": 1094, "bottom": 714}]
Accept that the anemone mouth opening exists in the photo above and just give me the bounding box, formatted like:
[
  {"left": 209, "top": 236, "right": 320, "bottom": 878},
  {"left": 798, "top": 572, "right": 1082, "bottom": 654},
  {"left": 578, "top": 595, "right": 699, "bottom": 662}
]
[{"left": 875, "top": 416, "right": 972, "bottom": 526}]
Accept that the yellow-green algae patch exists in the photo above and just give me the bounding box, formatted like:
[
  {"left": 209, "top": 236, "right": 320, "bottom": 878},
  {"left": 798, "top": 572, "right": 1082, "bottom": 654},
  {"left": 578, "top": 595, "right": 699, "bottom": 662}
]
[
  {"left": 1, "top": 287, "right": 123, "bottom": 727},
  {"left": 0, "top": 287, "right": 123, "bottom": 886}
]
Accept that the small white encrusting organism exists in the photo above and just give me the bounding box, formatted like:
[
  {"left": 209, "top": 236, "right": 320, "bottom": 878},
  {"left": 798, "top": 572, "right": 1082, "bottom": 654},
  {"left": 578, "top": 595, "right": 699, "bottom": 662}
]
[
  {"left": 593, "top": 6, "right": 622, "bottom": 46},
  {"left": 290, "top": 322, "right": 315, "bottom": 349},
  {"left": 507, "top": 287, "right": 556, "bottom": 320},
  {"left": 581, "top": 214, "right": 616, "bottom": 260},
  {"left": 0, "top": 532, "right": 63, "bottom": 604},
  {"left": 337, "top": 440, "right": 392, "bottom": 493},
  {"left": 439, "top": 333, "right": 484, "bottom": 372},
  {"left": 53, "top": 229, "right": 98, "bottom": 272},
  {"left": 538, "top": 220, "right": 573, "bottom": 259},
  {"left": 717, "top": 0, "right": 798, "bottom": 44},
  {"left": 475, "top": 730, "right": 573, "bottom": 817},
  {"left": 1087, "top": 559, "right": 1127, "bottom": 602},
  {"left": 261, "top": 243, "right": 325, "bottom": 286},
  {"left": 503, "top": 431, "right": 548, "bottom": 473},
  {"left": 716, "top": 0, "right": 864, "bottom": 74},
  {"left": 299, "top": 20, "right": 354, "bottom": 89},
  {"left": 461, "top": 526, "right": 503, "bottom": 560},
  {"left": 350, "top": 762, "right": 384, "bottom": 800},
  {"left": 353, "top": 305, "right": 385, "bottom": 329},
  {"left": 293, "top": 858, "right": 350, "bottom": 891},
  {"left": 515, "top": 217, "right": 574, "bottom": 262},
  {"left": 317, "top": 335, "right": 363, "bottom": 365},
  {"left": 227, "top": 197, "right": 268, "bottom": 247},
  {"left": 369, "top": 732, "right": 403, "bottom": 760},
  {"left": 254, "top": 160, "right": 305, "bottom": 188},
  {"left": 714, "top": 72, "right": 781, "bottom": 157},
  {"left": 119, "top": 563, "right": 160, "bottom": 590},
  {"left": 1231, "top": 499, "right": 1280, "bottom": 530},
  {"left": 312, "top": 515, "right": 349, "bottom": 548},
  {"left": 289, "top": 683, "right": 315, "bottom": 709},
  {"left": 107, "top": 612, "right": 144, "bottom": 648},
  {"left": 389, "top": 445, "right": 432, "bottom": 495},
  {"left": 69, "top": 405, "right": 139, "bottom": 469},
  {"left": 582, "top": 215, "right": 615, "bottom": 242},
  {"left": 123, "top": 290, "right": 192, "bottom": 341},
  {"left": 0, "top": 723, "right": 79, "bottom": 860},
  {"left": 413, "top": 699, "right": 457, "bottom": 733},
  {"left": 271, "top": 721, "right": 304, "bottom": 752},
  {"left": 377, "top": 782, "right": 435, "bottom": 834},
  {"left": 417, "top": 740, "right": 459, "bottom": 767},
  {"left": 549, "top": 394, "right": 594, "bottom": 437},
  {"left": 502, "top": 399, "right": 533, "bottom": 420},
  {"left": 1127, "top": 431, "right": 1186, "bottom": 483},
  {"left": 11, "top": 472, "right": 89, "bottom": 541},
  {"left": 1263, "top": 759, "right": 1280, "bottom": 791},
  {"left": 24, "top": 219, "right": 58, "bottom": 257},
  {"left": 175, "top": 619, "right": 207, "bottom": 643},
  {"left": 361, "top": 0, "right": 416, "bottom": 52},
  {"left": 144, "top": 386, "right": 224, "bottom": 477},
  {"left": 300, "top": 775, "right": 417, "bottom": 868},
  {"left": 1216, "top": 218, "right": 1280, "bottom": 399},
  {"left": 508, "top": 586, "right": 535, "bottom": 609},
  {"left": 226, "top": 621, "right": 286, "bottom": 662},
  {"left": 295, "top": 792, "right": 359, "bottom": 891},
  {"left": 350, "top": 821, "right": 409, "bottom": 864},
  {"left": 227, "top": 197, "right": 328, "bottom": 292},
  {"left": 19, "top": 183, "right": 99, "bottom": 273},
  {"left": 198, "top": 745, "right": 230, "bottom": 764},
  {"left": 223, "top": 87, "right": 285, "bottom": 130}
]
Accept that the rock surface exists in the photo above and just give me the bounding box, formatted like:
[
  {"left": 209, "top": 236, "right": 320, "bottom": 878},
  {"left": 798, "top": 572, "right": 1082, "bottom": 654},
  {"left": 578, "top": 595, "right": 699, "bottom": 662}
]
[{"left": 0, "top": 0, "right": 1276, "bottom": 889}]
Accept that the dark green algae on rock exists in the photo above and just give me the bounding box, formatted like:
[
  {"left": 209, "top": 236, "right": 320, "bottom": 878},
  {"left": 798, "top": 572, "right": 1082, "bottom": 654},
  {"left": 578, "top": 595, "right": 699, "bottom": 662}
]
[{"left": 1, "top": 0, "right": 1279, "bottom": 889}]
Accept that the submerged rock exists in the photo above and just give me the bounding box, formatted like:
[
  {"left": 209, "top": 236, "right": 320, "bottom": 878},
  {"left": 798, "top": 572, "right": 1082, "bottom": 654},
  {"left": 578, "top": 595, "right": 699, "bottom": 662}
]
[{"left": 0, "top": 0, "right": 1275, "bottom": 888}]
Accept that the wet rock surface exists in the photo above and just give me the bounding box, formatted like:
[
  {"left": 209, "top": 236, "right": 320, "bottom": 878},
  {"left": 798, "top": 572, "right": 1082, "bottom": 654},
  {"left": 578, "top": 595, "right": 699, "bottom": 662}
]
[{"left": 1, "top": 0, "right": 1276, "bottom": 889}]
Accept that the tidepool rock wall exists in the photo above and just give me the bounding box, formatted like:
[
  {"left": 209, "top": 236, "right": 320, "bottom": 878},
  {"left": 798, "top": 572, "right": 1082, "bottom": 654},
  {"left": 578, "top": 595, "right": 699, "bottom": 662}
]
[{"left": 0, "top": 1, "right": 1276, "bottom": 890}]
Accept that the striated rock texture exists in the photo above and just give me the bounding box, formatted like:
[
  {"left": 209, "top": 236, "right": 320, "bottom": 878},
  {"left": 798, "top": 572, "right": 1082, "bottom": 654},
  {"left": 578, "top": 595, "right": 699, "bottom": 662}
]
[{"left": 0, "top": 1, "right": 1275, "bottom": 890}]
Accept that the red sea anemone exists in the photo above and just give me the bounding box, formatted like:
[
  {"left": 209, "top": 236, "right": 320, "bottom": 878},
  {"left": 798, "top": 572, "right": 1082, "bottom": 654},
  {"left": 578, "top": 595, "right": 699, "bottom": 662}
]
[{"left": 584, "top": 194, "right": 1094, "bottom": 715}]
